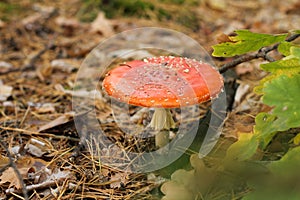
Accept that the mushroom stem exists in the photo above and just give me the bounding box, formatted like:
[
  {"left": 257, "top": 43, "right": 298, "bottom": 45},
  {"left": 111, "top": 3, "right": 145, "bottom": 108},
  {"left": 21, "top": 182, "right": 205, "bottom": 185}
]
[{"left": 149, "top": 108, "right": 175, "bottom": 148}]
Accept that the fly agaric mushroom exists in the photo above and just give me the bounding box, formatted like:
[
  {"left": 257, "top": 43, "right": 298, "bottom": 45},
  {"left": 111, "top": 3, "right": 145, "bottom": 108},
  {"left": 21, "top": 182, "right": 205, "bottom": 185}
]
[{"left": 102, "top": 56, "right": 223, "bottom": 148}]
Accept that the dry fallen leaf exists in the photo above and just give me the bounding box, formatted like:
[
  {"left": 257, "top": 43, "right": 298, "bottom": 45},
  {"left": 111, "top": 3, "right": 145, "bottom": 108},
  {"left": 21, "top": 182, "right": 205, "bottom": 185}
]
[
  {"left": 110, "top": 172, "right": 128, "bottom": 188},
  {"left": 50, "top": 59, "right": 80, "bottom": 73},
  {"left": 0, "top": 155, "right": 54, "bottom": 190},
  {"left": 0, "top": 61, "right": 13, "bottom": 70},
  {"left": 25, "top": 137, "right": 53, "bottom": 157},
  {"left": 21, "top": 13, "right": 43, "bottom": 30},
  {"left": 0, "top": 19, "right": 5, "bottom": 28},
  {"left": 55, "top": 16, "right": 81, "bottom": 36},
  {"left": 0, "top": 167, "right": 22, "bottom": 189},
  {"left": 25, "top": 169, "right": 72, "bottom": 192},
  {"left": 38, "top": 112, "right": 75, "bottom": 132},
  {"left": 55, "top": 84, "right": 103, "bottom": 99},
  {"left": 235, "top": 62, "right": 256, "bottom": 76},
  {"left": 233, "top": 82, "right": 250, "bottom": 110},
  {"left": 2, "top": 101, "right": 15, "bottom": 113},
  {"left": 37, "top": 103, "right": 56, "bottom": 113},
  {"left": 216, "top": 33, "right": 232, "bottom": 43},
  {"left": 0, "top": 80, "right": 13, "bottom": 101},
  {"left": 15, "top": 157, "right": 46, "bottom": 178},
  {"left": 55, "top": 16, "right": 80, "bottom": 28},
  {"left": 205, "top": 0, "right": 227, "bottom": 11},
  {"left": 29, "top": 102, "right": 56, "bottom": 114},
  {"left": 0, "top": 155, "right": 10, "bottom": 168},
  {"left": 90, "top": 12, "right": 114, "bottom": 37}
]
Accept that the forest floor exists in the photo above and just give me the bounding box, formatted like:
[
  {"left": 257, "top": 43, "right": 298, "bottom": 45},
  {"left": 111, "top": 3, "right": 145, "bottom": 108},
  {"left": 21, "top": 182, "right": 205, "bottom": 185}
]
[{"left": 0, "top": 0, "right": 300, "bottom": 199}]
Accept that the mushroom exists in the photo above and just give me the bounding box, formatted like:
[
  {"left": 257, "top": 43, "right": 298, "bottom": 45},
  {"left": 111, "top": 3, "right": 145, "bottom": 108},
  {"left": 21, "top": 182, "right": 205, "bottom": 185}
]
[{"left": 102, "top": 56, "right": 223, "bottom": 148}]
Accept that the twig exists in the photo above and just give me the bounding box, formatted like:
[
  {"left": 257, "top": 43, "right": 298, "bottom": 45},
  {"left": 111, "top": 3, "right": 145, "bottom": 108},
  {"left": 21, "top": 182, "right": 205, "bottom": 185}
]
[
  {"left": 0, "top": 42, "right": 55, "bottom": 75},
  {"left": 0, "top": 139, "right": 29, "bottom": 200},
  {"left": 22, "top": 42, "right": 55, "bottom": 71},
  {"left": 219, "top": 33, "right": 300, "bottom": 73},
  {"left": 0, "top": 126, "right": 80, "bottom": 141}
]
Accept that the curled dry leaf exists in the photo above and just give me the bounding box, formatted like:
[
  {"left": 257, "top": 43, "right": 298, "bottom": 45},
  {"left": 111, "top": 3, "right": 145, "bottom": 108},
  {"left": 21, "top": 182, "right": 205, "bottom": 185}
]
[
  {"left": 216, "top": 33, "right": 232, "bottom": 43},
  {"left": 0, "top": 167, "right": 22, "bottom": 189}
]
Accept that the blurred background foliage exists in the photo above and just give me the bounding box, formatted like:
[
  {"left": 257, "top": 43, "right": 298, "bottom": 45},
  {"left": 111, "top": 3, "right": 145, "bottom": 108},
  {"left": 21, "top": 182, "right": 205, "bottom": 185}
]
[
  {"left": 0, "top": 1, "right": 22, "bottom": 21},
  {"left": 77, "top": 0, "right": 200, "bottom": 30}
]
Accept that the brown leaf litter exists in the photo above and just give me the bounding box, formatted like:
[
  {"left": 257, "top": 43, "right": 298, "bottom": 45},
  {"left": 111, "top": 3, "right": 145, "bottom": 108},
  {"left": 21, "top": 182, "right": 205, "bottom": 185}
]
[{"left": 0, "top": 0, "right": 299, "bottom": 199}]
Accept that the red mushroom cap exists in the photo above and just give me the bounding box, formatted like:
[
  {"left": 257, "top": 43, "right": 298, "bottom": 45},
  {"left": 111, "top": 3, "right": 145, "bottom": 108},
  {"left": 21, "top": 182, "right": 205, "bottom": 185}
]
[{"left": 102, "top": 56, "right": 223, "bottom": 108}]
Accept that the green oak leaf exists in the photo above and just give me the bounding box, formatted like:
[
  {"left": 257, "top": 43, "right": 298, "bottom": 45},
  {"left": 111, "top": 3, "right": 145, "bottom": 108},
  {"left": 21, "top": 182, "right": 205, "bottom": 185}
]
[
  {"left": 225, "top": 133, "right": 259, "bottom": 161},
  {"left": 243, "top": 147, "right": 300, "bottom": 200},
  {"left": 255, "top": 74, "right": 300, "bottom": 148},
  {"left": 269, "top": 146, "right": 300, "bottom": 178},
  {"left": 212, "top": 30, "right": 287, "bottom": 57},
  {"left": 290, "top": 46, "right": 300, "bottom": 58},
  {"left": 277, "top": 43, "right": 300, "bottom": 57},
  {"left": 254, "top": 113, "right": 288, "bottom": 148},
  {"left": 256, "top": 48, "right": 300, "bottom": 94},
  {"left": 260, "top": 57, "right": 300, "bottom": 74},
  {"left": 254, "top": 74, "right": 277, "bottom": 95},
  {"left": 263, "top": 74, "right": 300, "bottom": 129},
  {"left": 277, "top": 41, "right": 292, "bottom": 56},
  {"left": 293, "top": 133, "right": 300, "bottom": 145}
]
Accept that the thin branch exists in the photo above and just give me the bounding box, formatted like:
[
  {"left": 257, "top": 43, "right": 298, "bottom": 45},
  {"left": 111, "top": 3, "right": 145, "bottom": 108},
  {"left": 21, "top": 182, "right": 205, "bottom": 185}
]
[
  {"left": 0, "top": 42, "right": 55, "bottom": 75},
  {"left": 219, "top": 33, "right": 300, "bottom": 74},
  {"left": 22, "top": 42, "right": 55, "bottom": 71},
  {"left": 0, "top": 126, "right": 80, "bottom": 141},
  {"left": 218, "top": 53, "right": 257, "bottom": 74},
  {"left": 0, "top": 139, "right": 29, "bottom": 200}
]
